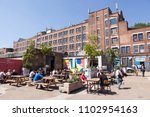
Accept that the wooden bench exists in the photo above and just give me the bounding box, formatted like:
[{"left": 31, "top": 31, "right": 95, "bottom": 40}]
[
  {"left": 6, "top": 79, "right": 17, "bottom": 85},
  {"left": 36, "top": 82, "right": 50, "bottom": 90}
]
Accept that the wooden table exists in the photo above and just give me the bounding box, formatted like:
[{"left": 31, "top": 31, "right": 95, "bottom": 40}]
[
  {"left": 9, "top": 75, "right": 26, "bottom": 87},
  {"left": 87, "top": 78, "right": 100, "bottom": 94},
  {"left": 36, "top": 77, "right": 56, "bottom": 90},
  {"left": 53, "top": 74, "right": 65, "bottom": 80}
]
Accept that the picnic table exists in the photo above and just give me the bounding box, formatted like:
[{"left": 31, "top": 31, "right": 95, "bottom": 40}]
[
  {"left": 7, "top": 75, "right": 27, "bottom": 87},
  {"left": 36, "top": 76, "right": 56, "bottom": 90},
  {"left": 87, "top": 78, "right": 100, "bottom": 94}
]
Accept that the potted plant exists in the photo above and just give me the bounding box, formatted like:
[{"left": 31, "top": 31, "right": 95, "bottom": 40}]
[{"left": 59, "top": 76, "right": 83, "bottom": 94}]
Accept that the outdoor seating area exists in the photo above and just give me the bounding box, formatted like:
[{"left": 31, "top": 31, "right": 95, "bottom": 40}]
[{"left": 0, "top": 65, "right": 150, "bottom": 100}]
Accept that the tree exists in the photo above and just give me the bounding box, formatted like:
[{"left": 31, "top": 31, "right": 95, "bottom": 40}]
[
  {"left": 40, "top": 43, "right": 52, "bottom": 66},
  {"left": 23, "top": 41, "right": 36, "bottom": 69},
  {"left": 105, "top": 48, "right": 119, "bottom": 70},
  {"left": 84, "top": 34, "right": 103, "bottom": 67},
  {"left": 132, "top": 22, "right": 150, "bottom": 28},
  {"left": 40, "top": 43, "right": 52, "bottom": 56}
]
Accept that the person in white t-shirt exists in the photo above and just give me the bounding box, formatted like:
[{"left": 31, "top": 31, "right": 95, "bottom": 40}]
[{"left": 115, "top": 67, "right": 123, "bottom": 89}]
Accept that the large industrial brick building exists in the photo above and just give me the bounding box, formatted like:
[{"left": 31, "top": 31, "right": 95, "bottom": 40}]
[{"left": 13, "top": 7, "right": 150, "bottom": 69}]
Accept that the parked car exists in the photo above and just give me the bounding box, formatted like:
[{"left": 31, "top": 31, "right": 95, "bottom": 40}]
[{"left": 126, "top": 67, "right": 135, "bottom": 73}]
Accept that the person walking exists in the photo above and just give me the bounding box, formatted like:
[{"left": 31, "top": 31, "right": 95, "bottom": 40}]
[
  {"left": 141, "top": 64, "right": 145, "bottom": 77},
  {"left": 115, "top": 67, "right": 123, "bottom": 89}
]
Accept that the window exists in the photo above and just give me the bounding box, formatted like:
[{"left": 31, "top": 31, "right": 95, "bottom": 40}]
[
  {"left": 148, "top": 44, "right": 150, "bottom": 52},
  {"left": 133, "top": 45, "right": 144, "bottom": 53},
  {"left": 53, "top": 47, "right": 57, "bottom": 51},
  {"left": 105, "top": 20, "right": 109, "bottom": 27},
  {"left": 69, "top": 36, "right": 74, "bottom": 43},
  {"left": 49, "top": 35, "right": 52, "bottom": 39},
  {"left": 104, "top": 14, "right": 108, "bottom": 18},
  {"left": 45, "top": 36, "right": 48, "bottom": 40},
  {"left": 69, "top": 52, "right": 74, "bottom": 57},
  {"left": 111, "top": 27, "right": 118, "bottom": 35},
  {"left": 133, "top": 34, "right": 138, "bottom": 41},
  {"left": 133, "top": 45, "right": 138, "bottom": 53},
  {"left": 76, "top": 27, "right": 82, "bottom": 33},
  {"left": 49, "top": 41, "right": 52, "bottom": 46},
  {"left": 53, "top": 34, "right": 57, "bottom": 38},
  {"left": 121, "top": 47, "right": 126, "bottom": 53},
  {"left": 58, "top": 32, "right": 63, "bottom": 37},
  {"left": 69, "top": 29, "right": 74, "bottom": 34},
  {"left": 96, "top": 16, "right": 100, "bottom": 21},
  {"left": 112, "top": 37, "right": 118, "bottom": 44},
  {"left": 58, "top": 46, "right": 63, "bottom": 51},
  {"left": 76, "top": 35, "right": 82, "bottom": 42},
  {"left": 105, "top": 29, "right": 109, "bottom": 37},
  {"left": 133, "top": 33, "right": 144, "bottom": 41},
  {"left": 76, "top": 43, "right": 82, "bottom": 50},
  {"left": 63, "top": 45, "right": 68, "bottom": 51},
  {"left": 147, "top": 32, "right": 150, "bottom": 39},
  {"left": 62, "top": 38, "right": 68, "bottom": 44},
  {"left": 110, "top": 18, "right": 118, "bottom": 25},
  {"left": 138, "top": 33, "right": 143, "bottom": 41},
  {"left": 82, "top": 26, "right": 86, "bottom": 32},
  {"left": 120, "top": 46, "right": 130, "bottom": 54},
  {"left": 83, "top": 34, "right": 86, "bottom": 41},
  {"left": 97, "top": 29, "right": 100, "bottom": 35},
  {"left": 53, "top": 40, "right": 57, "bottom": 45},
  {"left": 139, "top": 45, "right": 144, "bottom": 53},
  {"left": 69, "top": 44, "right": 74, "bottom": 50},
  {"left": 126, "top": 46, "right": 130, "bottom": 54},
  {"left": 98, "top": 36, "right": 100, "bottom": 43},
  {"left": 63, "top": 31, "right": 68, "bottom": 36},
  {"left": 105, "top": 39, "right": 109, "bottom": 46}
]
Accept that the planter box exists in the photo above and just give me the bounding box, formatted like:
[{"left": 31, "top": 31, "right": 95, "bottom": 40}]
[{"left": 59, "top": 81, "right": 83, "bottom": 94}]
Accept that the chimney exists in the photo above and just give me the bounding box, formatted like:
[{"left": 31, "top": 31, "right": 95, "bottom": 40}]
[{"left": 116, "top": 2, "right": 119, "bottom": 12}]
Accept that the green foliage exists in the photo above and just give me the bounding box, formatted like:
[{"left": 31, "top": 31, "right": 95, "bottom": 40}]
[
  {"left": 23, "top": 41, "right": 36, "bottom": 69},
  {"left": 84, "top": 35, "right": 103, "bottom": 66},
  {"left": 67, "top": 76, "right": 80, "bottom": 83},
  {"left": 40, "top": 43, "right": 52, "bottom": 55},
  {"left": 132, "top": 22, "right": 150, "bottom": 28},
  {"left": 105, "top": 48, "right": 119, "bottom": 68}
]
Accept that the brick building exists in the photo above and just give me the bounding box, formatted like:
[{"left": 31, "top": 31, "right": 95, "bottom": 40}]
[
  {"left": 0, "top": 48, "right": 13, "bottom": 54},
  {"left": 13, "top": 7, "right": 150, "bottom": 69}
]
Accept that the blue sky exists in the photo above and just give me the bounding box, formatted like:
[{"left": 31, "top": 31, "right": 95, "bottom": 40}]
[{"left": 0, "top": 0, "right": 150, "bottom": 48}]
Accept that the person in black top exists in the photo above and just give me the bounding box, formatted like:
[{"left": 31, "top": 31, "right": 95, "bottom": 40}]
[
  {"left": 141, "top": 63, "right": 145, "bottom": 77},
  {"left": 99, "top": 71, "right": 108, "bottom": 91}
]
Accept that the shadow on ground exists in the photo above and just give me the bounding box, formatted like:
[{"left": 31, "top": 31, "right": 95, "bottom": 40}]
[{"left": 120, "top": 87, "right": 131, "bottom": 90}]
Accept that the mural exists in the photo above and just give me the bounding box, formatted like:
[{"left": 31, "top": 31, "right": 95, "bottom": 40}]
[
  {"left": 76, "top": 59, "right": 84, "bottom": 72},
  {"left": 63, "top": 58, "right": 85, "bottom": 72}
]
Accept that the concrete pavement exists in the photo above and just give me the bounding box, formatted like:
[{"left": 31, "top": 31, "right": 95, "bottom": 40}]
[{"left": 0, "top": 72, "right": 150, "bottom": 100}]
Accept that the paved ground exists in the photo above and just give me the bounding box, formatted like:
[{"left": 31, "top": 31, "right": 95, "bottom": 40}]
[{"left": 0, "top": 72, "right": 150, "bottom": 100}]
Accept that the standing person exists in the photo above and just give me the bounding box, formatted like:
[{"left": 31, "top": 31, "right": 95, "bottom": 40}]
[
  {"left": 141, "top": 64, "right": 145, "bottom": 77},
  {"left": 115, "top": 67, "right": 123, "bottom": 89}
]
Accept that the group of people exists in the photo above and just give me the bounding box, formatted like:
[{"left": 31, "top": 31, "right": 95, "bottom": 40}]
[
  {"left": 28, "top": 68, "right": 70, "bottom": 84},
  {"left": 132, "top": 63, "right": 145, "bottom": 77},
  {"left": 79, "top": 66, "right": 128, "bottom": 90},
  {"left": 0, "top": 69, "right": 18, "bottom": 82}
]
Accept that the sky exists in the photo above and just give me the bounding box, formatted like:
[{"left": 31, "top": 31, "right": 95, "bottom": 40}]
[{"left": 0, "top": 0, "right": 150, "bottom": 48}]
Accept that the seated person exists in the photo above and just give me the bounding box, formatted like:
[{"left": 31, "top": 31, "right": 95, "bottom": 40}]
[
  {"left": 29, "top": 70, "right": 36, "bottom": 81},
  {"left": 0, "top": 71, "right": 6, "bottom": 81},
  {"left": 80, "top": 72, "right": 87, "bottom": 83},
  {"left": 99, "top": 72, "right": 108, "bottom": 90},
  {"left": 33, "top": 71, "right": 43, "bottom": 84},
  {"left": 11, "top": 69, "right": 18, "bottom": 75}
]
